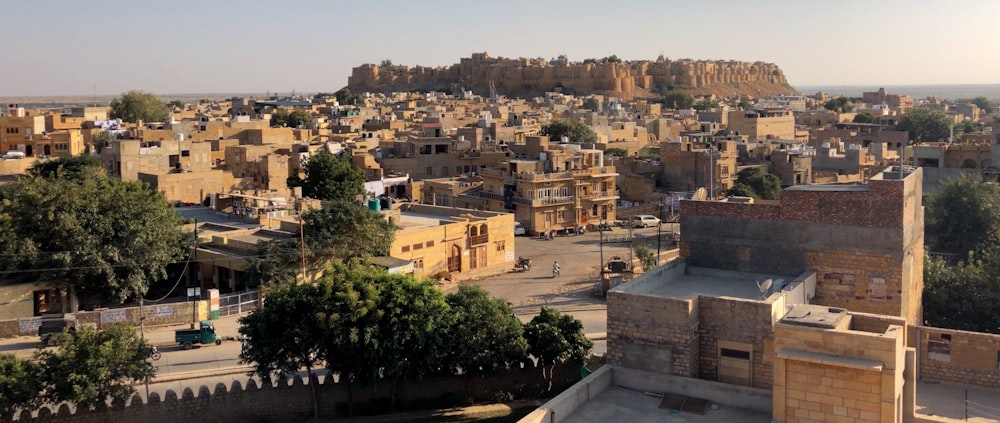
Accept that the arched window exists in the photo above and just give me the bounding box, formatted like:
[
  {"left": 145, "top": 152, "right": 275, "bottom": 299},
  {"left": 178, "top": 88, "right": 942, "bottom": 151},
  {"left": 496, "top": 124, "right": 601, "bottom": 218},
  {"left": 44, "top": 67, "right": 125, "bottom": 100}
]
[
  {"left": 469, "top": 226, "right": 478, "bottom": 236},
  {"left": 479, "top": 224, "right": 488, "bottom": 235}
]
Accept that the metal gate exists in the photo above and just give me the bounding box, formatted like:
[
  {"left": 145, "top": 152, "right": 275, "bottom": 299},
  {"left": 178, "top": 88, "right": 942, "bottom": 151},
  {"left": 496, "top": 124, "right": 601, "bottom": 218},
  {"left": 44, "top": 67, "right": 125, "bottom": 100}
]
[{"left": 218, "top": 290, "right": 259, "bottom": 317}]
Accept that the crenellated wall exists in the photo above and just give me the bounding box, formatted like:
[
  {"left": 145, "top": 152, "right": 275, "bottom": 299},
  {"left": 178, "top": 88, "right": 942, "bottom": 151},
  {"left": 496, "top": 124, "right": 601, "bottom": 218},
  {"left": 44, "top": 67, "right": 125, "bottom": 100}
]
[
  {"left": 4, "top": 362, "right": 580, "bottom": 423},
  {"left": 348, "top": 53, "right": 792, "bottom": 100}
]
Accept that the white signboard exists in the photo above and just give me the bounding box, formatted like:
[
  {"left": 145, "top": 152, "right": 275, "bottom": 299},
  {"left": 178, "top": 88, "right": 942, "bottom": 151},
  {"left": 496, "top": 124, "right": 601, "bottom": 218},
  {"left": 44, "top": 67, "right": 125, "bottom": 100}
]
[{"left": 100, "top": 309, "right": 126, "bottom": 324}]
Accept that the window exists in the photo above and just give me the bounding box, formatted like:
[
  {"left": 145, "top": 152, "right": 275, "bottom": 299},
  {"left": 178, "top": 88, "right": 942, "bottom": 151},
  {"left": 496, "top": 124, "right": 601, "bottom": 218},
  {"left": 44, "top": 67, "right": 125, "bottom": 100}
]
[
  {"left": 413, "top": 258, "right": 424, "bottom": 270},
  {"left": 426, "top": 240, "right": 434, "bottom": 247},
  {"left": 402, "top": 245, "right": 410, "bottom": 253},
  {"left": 557, "top": 211, "right": 566, "bottom": 222},
  {"left": 426, "top": 166, "right": 433, "bottom": 176},
  {"left": 413, "top": 243, "right": 423, "bottom": 251},
  {"left": 561, "top": 187, "right": 568, "bottom": 197},
  {"left": 495, "top": 240, "right": 505, "bottom": 253}
]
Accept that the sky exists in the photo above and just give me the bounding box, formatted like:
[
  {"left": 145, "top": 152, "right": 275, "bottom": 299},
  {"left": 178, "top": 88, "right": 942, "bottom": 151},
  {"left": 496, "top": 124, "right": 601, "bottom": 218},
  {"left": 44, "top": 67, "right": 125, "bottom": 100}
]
[{"left": 1, "top": 0, "right": 999, "bottom": 97}]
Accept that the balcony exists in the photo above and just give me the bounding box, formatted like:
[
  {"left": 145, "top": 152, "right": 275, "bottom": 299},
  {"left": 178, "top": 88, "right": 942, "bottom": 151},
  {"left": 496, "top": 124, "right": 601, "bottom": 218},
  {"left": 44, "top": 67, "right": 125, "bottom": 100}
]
[
  {"left": 581, "top": 191, "right": 619, "bottom": 201},
  {"left": 537, "top": 196, "right": 574, "bottom": 206},
  {"left": 468, "top": 234, "right": 489, "bottom": 245}
]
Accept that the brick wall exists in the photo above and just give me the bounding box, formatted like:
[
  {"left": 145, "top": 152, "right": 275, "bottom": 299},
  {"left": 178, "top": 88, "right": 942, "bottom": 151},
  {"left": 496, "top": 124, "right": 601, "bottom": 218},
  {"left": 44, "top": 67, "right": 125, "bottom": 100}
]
[
  {"left": 917, "top": 326, "right": 1000, "bottom": 389},
  {"left": 4, "top": 362, "right": 579, "bottom": 423},
  {"left": 698, "top": 296, "right": 777, "bottom": 389}
]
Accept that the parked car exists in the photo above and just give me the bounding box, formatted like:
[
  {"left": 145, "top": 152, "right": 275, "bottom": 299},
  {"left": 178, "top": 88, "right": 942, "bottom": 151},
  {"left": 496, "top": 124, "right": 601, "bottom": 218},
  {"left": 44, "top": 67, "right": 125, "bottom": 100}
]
[
  {"left": 514, "top": 222, "right": 526, "bottom": 236},
  {"left": 632, "top": 215, "right": 661, "bottom": 228}
]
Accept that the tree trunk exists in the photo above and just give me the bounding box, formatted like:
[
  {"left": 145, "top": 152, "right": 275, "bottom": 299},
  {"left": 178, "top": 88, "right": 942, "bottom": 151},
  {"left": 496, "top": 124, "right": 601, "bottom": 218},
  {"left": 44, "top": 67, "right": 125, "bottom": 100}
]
[
  {"left": 547, "top": 362, "right": 557, "bottom": 392},
  {"left": 307, "top": 365, "right": 319, "bottom": 419},
  {"left": 346, "top": 376, "right": 354, "bottom": 418},
  {"left": 390, "top": 378, "right": 398, "bottom": 413}
]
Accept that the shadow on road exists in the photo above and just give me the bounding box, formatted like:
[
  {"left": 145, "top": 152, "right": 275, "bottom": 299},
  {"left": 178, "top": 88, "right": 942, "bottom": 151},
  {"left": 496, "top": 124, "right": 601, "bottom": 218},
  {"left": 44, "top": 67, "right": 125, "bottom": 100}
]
[{"left": 0, "top": 340, "right": 39, "bottom": 352}]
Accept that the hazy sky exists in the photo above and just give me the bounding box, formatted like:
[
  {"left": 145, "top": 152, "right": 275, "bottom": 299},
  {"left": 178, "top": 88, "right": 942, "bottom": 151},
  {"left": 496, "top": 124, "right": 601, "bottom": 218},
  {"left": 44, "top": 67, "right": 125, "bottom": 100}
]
[{"left": 2, "top": 0, "right": 998, "bottom": 96}]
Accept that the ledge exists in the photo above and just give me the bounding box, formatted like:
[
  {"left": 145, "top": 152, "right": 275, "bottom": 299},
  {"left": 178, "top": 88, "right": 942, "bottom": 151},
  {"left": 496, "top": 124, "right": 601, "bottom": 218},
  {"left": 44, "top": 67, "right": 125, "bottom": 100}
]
[{"left": 777, "top": 348, "right": 883, "bottom": 372}]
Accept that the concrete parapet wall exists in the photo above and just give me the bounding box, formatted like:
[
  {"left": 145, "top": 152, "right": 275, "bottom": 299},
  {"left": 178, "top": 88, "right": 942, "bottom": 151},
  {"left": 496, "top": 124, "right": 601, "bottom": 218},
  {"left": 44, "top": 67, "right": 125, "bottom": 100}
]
[
  {"left": 611, "top": 366, "right": 773, "bottom": 413},
  {"left": 517, "top": 365, "right": 612, "bottom": 423}
]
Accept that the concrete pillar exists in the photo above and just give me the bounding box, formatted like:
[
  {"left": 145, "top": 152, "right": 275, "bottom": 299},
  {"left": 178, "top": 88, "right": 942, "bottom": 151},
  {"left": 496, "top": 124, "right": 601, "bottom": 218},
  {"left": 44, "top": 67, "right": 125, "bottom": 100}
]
[{"left": 903, "top": 348, "right": 916, "bottom": 422}]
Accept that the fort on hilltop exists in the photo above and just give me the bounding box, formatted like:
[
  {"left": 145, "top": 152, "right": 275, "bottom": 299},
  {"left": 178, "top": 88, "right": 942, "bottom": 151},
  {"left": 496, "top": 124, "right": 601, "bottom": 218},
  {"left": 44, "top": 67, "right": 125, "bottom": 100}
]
[{"left": 348, "top": 52, "right": 795, "bottom": 99}]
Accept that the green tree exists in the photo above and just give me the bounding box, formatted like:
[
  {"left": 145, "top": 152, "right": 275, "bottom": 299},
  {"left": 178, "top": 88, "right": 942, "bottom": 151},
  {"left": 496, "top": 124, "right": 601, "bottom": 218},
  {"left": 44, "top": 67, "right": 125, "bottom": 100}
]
[
  {"left": 91, "top": 131, "right": 118, "bottom": 150},
  {"left": 692, "top": 98, "right": 720, "bottom": 111},
  {"left": 725, "top": 167, "right": 781, "bottom": 200},
  {"left": 239, "top": 282, "right": 327, "bottom": 418},
  {"left": 35, "top": 324, "right": 154, "bottom": 412},
  {"left": 971, "top": 96, "right": 994, "bottom": 112},
  {"left": 166, "top": 100, "right": 184, "bottom": 110},
  {"left": 109, "top": 90, "right": 170, "bottom": 123},
  {"left": 29, "top": 154, "right": 103, "bottom": 180},
  {"left": 444, "top": 285, "right": 527, "bottom": 377},
  {"left": 897, "top": 107, "right": 952, "bottom": 142},
  {"left": 956, "top": 119, "right": 984, "bottom": 135},
  {"left": 852, "top": 111, "right": 877, "bottom": 124},
  {"left": 303, "top": 199, "right": 396, "bottom": 262},
  {"left": 312, "top": 92, "right": 336, "bottom": 102},
  {"left": 0, "top": 175, "right": 190, "bottom": 306},
  {"left": 601, "top": 55, "right": 622, "bottom": 63},
  {"left": 582, "top": 58, "right": 597, "bottom": 65},
  {"left": 634, "top": 244, "right": 656, "bottom": 271},
  {"left": 539, "top": 119, "right": 598, "bottom": 143},
  {"left": 737, "top": 100, "right": 754, "bottom": 110},
  {"left": 380, "top": 59, "right": 393, "bottom": 67},
  {"left": 335, "top": 87, "right": 364, "bottom": 106},
  {"left": 317, "top": 263, "right": 383, "bottom": 416},
  {"left": 287, "top": 149, "right": 365, "bottom": 202},
  {"left": 604, "top": 148, "right": 627, "bottom": 157},
  {"left": 924, "top": 173, "right": 1000, "bottom": 256},
  {"left": 0, "top": 354, "right": 41, "bottom": 418},
  {"left": 523, "top": 307, "right": 592, "bottom": 391},
  {"left": 662, "top": 91, "right": 695, "bottom": 109},
  {"left": 270, "top": 109, "right": 313, "bottom": 128},
  {"left": 370, "top": 273, "right": 453, "bottom": 410},
  {"left": 582, "top": 98, "right": 601, "bottom": 112},
  {"left": 823, "top": 96, "right": 854, "bottom": 113},
  {"left": 923, "top": 253, "right": 1000, "bottom": 333}
]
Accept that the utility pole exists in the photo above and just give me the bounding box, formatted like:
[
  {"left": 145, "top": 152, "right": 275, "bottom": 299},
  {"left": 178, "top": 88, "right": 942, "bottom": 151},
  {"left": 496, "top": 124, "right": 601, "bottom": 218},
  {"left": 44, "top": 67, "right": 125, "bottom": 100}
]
[
  {"left": 139, "top": 295, "right": 149, "bottom": 399},
  {"left": 299, "top": 214, "right": 307, "bottom": 281}
]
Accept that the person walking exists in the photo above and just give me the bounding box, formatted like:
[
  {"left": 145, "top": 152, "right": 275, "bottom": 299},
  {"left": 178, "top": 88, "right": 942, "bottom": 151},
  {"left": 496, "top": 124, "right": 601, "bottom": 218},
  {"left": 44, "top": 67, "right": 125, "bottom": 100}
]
[{"left": 552, "top": 260, "right": 561, "bottom": 278}]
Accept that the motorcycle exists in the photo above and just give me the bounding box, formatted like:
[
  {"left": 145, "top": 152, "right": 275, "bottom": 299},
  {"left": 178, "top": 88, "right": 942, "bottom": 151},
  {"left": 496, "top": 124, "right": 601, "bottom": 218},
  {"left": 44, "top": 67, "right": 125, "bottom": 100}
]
[
  {"left": 552, "top": 265, "right": 561, "bottom": 278},
  {"left": 512, "top": 257, "right": 532, "bottom": 272}
]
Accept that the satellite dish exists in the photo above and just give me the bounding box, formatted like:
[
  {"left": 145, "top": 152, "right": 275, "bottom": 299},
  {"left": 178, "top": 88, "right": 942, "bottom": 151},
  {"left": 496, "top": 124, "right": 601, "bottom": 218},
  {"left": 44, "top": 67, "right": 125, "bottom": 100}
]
[{"left": 757, "top": 278, "right": 773, "bottom": 294}]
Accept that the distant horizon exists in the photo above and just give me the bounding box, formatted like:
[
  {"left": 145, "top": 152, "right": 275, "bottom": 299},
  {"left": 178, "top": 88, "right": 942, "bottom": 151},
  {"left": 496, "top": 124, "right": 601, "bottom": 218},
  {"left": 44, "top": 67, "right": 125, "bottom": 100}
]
[
  {"left": 4, "top": 83, "right": 1000, "bottom": 103},
  {"left": 2, "top": 1, "right": 998, "bottom": 96}
]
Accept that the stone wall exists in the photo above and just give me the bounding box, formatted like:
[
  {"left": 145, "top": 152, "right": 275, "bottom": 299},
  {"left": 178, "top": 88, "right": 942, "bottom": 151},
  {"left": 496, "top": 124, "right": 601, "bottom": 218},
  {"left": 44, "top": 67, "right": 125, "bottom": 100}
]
[
  {"left": 348, "top": 53, "right": 791, "bottom": 100},
  {"left": 5, "top": 362, "right": 579, "bottom": 423},
  {"left": 0, "top": 300, "right": 209, "bottom": 339},
  {"left": 917, "top": 326, "right": 1000, "bottom": 389},
  {"left": 698, "top": 296, "right": 778, "bottom": 390},
  {"left": 606, "top": 260, "right": 699, "bottom": 377}
]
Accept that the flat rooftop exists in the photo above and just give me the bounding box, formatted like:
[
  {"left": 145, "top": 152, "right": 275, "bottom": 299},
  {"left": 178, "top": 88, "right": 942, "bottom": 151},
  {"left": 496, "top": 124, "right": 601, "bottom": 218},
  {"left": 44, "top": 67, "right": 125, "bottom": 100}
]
[
  {"left": 561, "top": 386, "right": 771, "bottom": 423},
  {"left": 175, "top": 206, "right": 261, "bottom": 229},
  {"left": 783, "top": 184, "right": 869, "bottom": 192},
  {"left": 627, "top": 266, "right": 784, "bottom": 301},
  {"left": 397, "top": 211, "right": 453, "bottom": 231}
]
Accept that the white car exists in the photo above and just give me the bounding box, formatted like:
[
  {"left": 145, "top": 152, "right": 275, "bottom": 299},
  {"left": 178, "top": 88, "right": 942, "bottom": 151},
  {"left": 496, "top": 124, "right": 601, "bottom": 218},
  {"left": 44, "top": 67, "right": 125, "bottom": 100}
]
[
  {"left": 514, "top": 222, "right": 526, "bottom": 236},
  {"left": 632, "top": 215, "right": 661, "bottom": 228}
]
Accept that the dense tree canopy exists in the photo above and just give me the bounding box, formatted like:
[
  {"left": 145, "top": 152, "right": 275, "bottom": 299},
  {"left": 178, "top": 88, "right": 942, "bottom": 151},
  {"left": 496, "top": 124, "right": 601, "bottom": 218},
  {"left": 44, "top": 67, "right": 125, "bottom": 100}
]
[
  {"left": 270, "top": 109, "right": 313, "bottom": 128},
  {"left": 725, "top": 167, "right": 782, "bottom": 200},
  {"left": 971, "top": 96, "right": 994, "bottom": 112},
  {"left": 852, "top": 111, "right": 877, "bottom": 124},
  {"left": 924, "top": 173, "right": 1000, "bottom": 256},
  {"left": 662, "top": 91, "right": 695, "bottom": 109},
  {"left": 29, "top": 154, "right": 103, "bottom": 180},
  {"left": 35, "top": 324, "right": 154, "bottom": 410},
  {"left": 444, "top": 285, "right": 527, "bottom": 376},
  {"left": 692, "top": 98, "right": 720, "bottom": 111},
  {"left": 582, "top": 98, "right": 601, "bottom": 112},
  {"left": 335, "top": 87, "right": 364, "bottom": 106},
  {"left": 823, "top": 96, "right": 854, "bottom": 113},
  {"left": 0, "top": 171, "right": 190, "bottom": 306},
  {"left": 287, "top": 149, "right": 365, "bottom": 202},
  {"left": 0, "top": 354, "right": 41, "bottom": 418},
  {"left": 923, "top": 252, "right": 1000, "bottom": 333},
  {"left": 109, "top": 90, "right": 170, "bottom": 123},
  {"left": 897, "top": 107, "right": 952, "bottom": 142},
  {"left": 539, "top": 119, "right": 598, "bottom": 143},
  {"left": 303, "top": 199, "right": 396, "bottom": 262}
]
